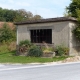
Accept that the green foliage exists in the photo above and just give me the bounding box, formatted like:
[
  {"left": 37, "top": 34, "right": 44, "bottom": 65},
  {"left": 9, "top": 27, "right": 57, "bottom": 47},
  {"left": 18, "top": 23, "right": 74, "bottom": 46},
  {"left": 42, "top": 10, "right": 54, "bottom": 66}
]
[
  {"left": 55, "top": 45, "right": 69, "bottom": 56},
  {"left": 76, "top": 9, "right": 80, "bottom": 23},
  {"left": 0, "top": 7, "right": 16, "bottom": 22},
  {"left": 73, "top": 9, "right": 80, "bottom": 41},
  {"left": 0, "top": 44, "right": 9, "bottom": 53},
  {"left": 19, "top": 40, "right": 32, "bottom": 54},
  {"left": 66, "top": 0, "right": 80, "bottom": 41},
  {"left": 66, "top": 0, "right": 80, "bottom": 18},
  {"left": 0, "top": 41, "right": 16, "bottom": 54},
  {"left": 28, "top": 46, "right": 43, "bottom": 57},
  {"left": 0, "top": 7, "right": 42, "bottom": 22},
  {"left": 73, "top": 25, "right": 80, "bottom": 39},
  {"left": 32, "top": 15, "right": 42, "bottom": 20},
  {"left": 42, "top": 47, "right": 54, "bottom": 53},
  {"left": 0, "top": 51, "right": 68, "bottom": 63},
  {"left": 0, "top": 23, "right": 16, "bottom": 42},
  {"left": 19, "top": 40, "right": 31, "bottom": 46}
]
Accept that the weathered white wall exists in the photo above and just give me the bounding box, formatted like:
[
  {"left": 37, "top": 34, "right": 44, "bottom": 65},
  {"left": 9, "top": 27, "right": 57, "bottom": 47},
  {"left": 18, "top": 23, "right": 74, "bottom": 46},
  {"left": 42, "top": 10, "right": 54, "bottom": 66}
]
[
  {"left": 17, "top": 21, "right": 70, "bottom": 47},
  {"left": 69, "top": 22, "right": 80, "bottom": 56},
  {"left": 52, "top": 21, "right": 69, "bottom": 47},
  {"left": 17, "top": 25, "right": 30, "bottom": 44},
  {"left": 17, "top": 21, "right": 80, "bottom": 56}
]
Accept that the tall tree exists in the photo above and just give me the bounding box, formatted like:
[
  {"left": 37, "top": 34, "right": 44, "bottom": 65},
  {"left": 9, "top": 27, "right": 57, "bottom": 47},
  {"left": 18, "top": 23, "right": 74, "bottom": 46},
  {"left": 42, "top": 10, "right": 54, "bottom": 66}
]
[
  {"left": 32, "top": 15, "right": 42, "bottom": 20},
  {"left": 0, "top": 7, "right": 42, "bottom": 22},
  {"left": 14, "top": 9, "right": 42, "bottom": 22},
  {"left": 67, "top": 0, "right": 80, "bottom": 40},
  {"left": 66, "top": 0, "right": 80, "bottom": 18},
  {"left": 14, "top": 9, "right": 33, "bottom": 22}
]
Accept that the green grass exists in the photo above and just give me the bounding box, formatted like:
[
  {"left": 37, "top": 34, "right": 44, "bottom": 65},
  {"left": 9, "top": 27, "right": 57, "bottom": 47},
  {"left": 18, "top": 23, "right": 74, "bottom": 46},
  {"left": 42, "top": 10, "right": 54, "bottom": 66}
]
[{"left": 0, "top": 51, "right": 68, "bottom": 64}]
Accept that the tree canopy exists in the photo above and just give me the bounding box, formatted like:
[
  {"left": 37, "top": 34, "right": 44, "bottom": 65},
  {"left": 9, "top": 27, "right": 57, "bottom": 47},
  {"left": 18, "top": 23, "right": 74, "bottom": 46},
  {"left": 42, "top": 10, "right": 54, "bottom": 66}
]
[
  {"left": 66, "top": 0, "right": 80, "bottom": 19},
  {"left": 66, "top": 0, "right": 80, "bottom": 40},
  {"left": 0, "top": 7, "right": 42, "bottom": 22}
]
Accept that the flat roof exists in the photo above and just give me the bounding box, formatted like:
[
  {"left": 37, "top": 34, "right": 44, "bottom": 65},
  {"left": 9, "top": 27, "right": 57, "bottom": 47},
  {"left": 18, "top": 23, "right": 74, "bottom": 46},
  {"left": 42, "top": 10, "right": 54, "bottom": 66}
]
[{"left": 14, "top": 17, "right": 77, "bottom": 25}]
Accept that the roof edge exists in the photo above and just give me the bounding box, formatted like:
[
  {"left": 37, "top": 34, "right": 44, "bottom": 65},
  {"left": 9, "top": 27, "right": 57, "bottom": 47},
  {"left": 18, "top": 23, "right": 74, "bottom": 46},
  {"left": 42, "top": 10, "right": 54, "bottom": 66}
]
[{"left": 14, "top": 17, "right": 77, "bottom": 25}]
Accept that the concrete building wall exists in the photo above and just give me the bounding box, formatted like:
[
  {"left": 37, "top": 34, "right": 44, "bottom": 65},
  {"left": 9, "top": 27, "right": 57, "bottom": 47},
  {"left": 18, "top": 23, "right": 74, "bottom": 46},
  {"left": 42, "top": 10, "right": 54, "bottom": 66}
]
[
  {"left": 17, "top": 21, "right": 80, "bottom": 56},
  {"left": 52, "top": 21, "right": 69, "bottom": 47},
  {"left": 17, "top": 21, "right": 70, "bottom": 47},
  {"left": 69, "top": 22, "right": 80, "bottom": 56},
  {"left": 17, "top": 25, "right": 30, "bottom": 44}
]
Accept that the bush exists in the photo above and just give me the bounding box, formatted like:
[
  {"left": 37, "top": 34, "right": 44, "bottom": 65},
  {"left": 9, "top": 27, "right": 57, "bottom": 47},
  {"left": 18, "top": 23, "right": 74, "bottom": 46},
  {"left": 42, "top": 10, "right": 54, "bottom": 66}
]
[
  {"left": 19, "top": 40, "right": 32, "bottom": 47},
  {"left": 0, "top": 44, "right": 9, "bottom": 53},
  {"left": 73, "top": 26, "right": 80, "bottom": 39},
  {"left": 19, "top": 40, "right": 33, "bottom": 53},
  {"left": 0, "top": 23, "right": 16, "bottom": 43},
  {"left": 0, "top": 41, "right": 16, "bottom": 54},
  {"left": 42, "top": 47, "right": 54, "bottom": 53},
  {"left": 55, "top": 45, "right": 69, "bottom": 56},
  {"left": 28, "top": 46, "right": 43, "bottom": 57}
]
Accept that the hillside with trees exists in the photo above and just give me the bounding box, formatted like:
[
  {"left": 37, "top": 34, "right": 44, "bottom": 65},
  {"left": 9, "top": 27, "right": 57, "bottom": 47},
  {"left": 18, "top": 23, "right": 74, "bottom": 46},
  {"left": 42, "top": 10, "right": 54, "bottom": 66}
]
[
  {"left": 0, "top": 7, "right": 42, "bottom": 22},
  {"left": 0, "top": 7, "right": 42, "bottom": 56},
  {"left": 0, "top": 7, "right": 42, "bottom": 43}
]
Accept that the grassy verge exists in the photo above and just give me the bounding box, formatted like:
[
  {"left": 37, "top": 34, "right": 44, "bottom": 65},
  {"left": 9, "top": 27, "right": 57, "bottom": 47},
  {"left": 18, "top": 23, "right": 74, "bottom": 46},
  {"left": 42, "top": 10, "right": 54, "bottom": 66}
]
[{"left": 0, "top": 51, "right": 68, "bottom": 64}]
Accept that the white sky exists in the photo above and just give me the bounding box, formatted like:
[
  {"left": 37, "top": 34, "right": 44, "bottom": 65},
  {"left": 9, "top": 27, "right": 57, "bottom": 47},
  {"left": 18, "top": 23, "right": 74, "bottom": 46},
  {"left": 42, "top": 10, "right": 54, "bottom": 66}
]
[{"left": 0, "top": 0, "right": 71, "bottom": 18}]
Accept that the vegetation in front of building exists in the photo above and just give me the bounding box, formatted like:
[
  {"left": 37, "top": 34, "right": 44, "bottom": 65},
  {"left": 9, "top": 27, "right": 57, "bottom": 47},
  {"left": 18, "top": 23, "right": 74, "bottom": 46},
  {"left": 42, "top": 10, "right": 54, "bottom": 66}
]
[
  {"left": 18, "top": 40, "right": 69, "bottom": 57},
  {"left": 42, "top": 47, "right": 54, "bottom": 53},
  {"left": 55, "top": 45, "right": 69, "bottom": 56},
  {"left": 0, "top": 36, "right": 69, "bottom": 64},
  {"left": 19, "top": 40, "right": 43, "bottom": 57},
  {"left": 0, "top": 36, "right": 68, "bottom": 63},
  {"left": 28, "top": 46, "right": 43, "bottom": 57},
  {"left": 0, "top": 51, "right": 68, "bottom": 63}
]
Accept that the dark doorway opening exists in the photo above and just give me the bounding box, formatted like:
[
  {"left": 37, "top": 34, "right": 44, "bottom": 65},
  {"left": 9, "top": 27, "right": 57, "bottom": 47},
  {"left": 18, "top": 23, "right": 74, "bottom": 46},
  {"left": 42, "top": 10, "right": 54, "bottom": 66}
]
[{"left": 30, "top": 29, "right": 52, "bottom": 44}]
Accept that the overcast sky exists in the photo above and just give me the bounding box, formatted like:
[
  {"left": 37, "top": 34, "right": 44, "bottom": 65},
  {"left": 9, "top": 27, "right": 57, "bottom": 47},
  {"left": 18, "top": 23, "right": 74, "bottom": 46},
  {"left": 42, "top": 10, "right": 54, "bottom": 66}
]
[{"left": 0, "top": 0, "right": 71, "bottom": 18}]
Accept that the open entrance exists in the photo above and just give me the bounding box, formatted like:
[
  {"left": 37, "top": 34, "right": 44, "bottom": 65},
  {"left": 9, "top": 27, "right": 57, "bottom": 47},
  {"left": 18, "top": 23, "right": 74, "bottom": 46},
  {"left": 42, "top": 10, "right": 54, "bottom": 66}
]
[{"left": 30, "top": 29, "right": 52, "bottom": 44}]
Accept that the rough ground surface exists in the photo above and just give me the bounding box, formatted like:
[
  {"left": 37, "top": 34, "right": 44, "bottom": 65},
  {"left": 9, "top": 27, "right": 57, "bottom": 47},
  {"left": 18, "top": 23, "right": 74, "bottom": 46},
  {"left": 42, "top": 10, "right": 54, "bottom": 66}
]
[
  {"left": 62, "top": 56, "right": 80, "bottom": 63},
  {"left": 43, "top": 56, "right": 80, "bottom": 65}
]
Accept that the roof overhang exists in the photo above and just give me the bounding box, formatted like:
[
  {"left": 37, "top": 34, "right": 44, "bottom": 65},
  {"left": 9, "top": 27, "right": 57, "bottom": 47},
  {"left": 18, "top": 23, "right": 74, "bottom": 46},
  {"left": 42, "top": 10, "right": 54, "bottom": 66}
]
[{"left": 14, "top": 17, "right": 77, "bottom": 25}]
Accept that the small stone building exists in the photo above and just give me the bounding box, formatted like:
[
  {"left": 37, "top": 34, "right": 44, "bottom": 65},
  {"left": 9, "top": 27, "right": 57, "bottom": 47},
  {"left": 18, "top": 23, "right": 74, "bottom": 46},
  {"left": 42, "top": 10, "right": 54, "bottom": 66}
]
[{"left": 14, "top": 17, "right": 80, "bottom": 56}]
